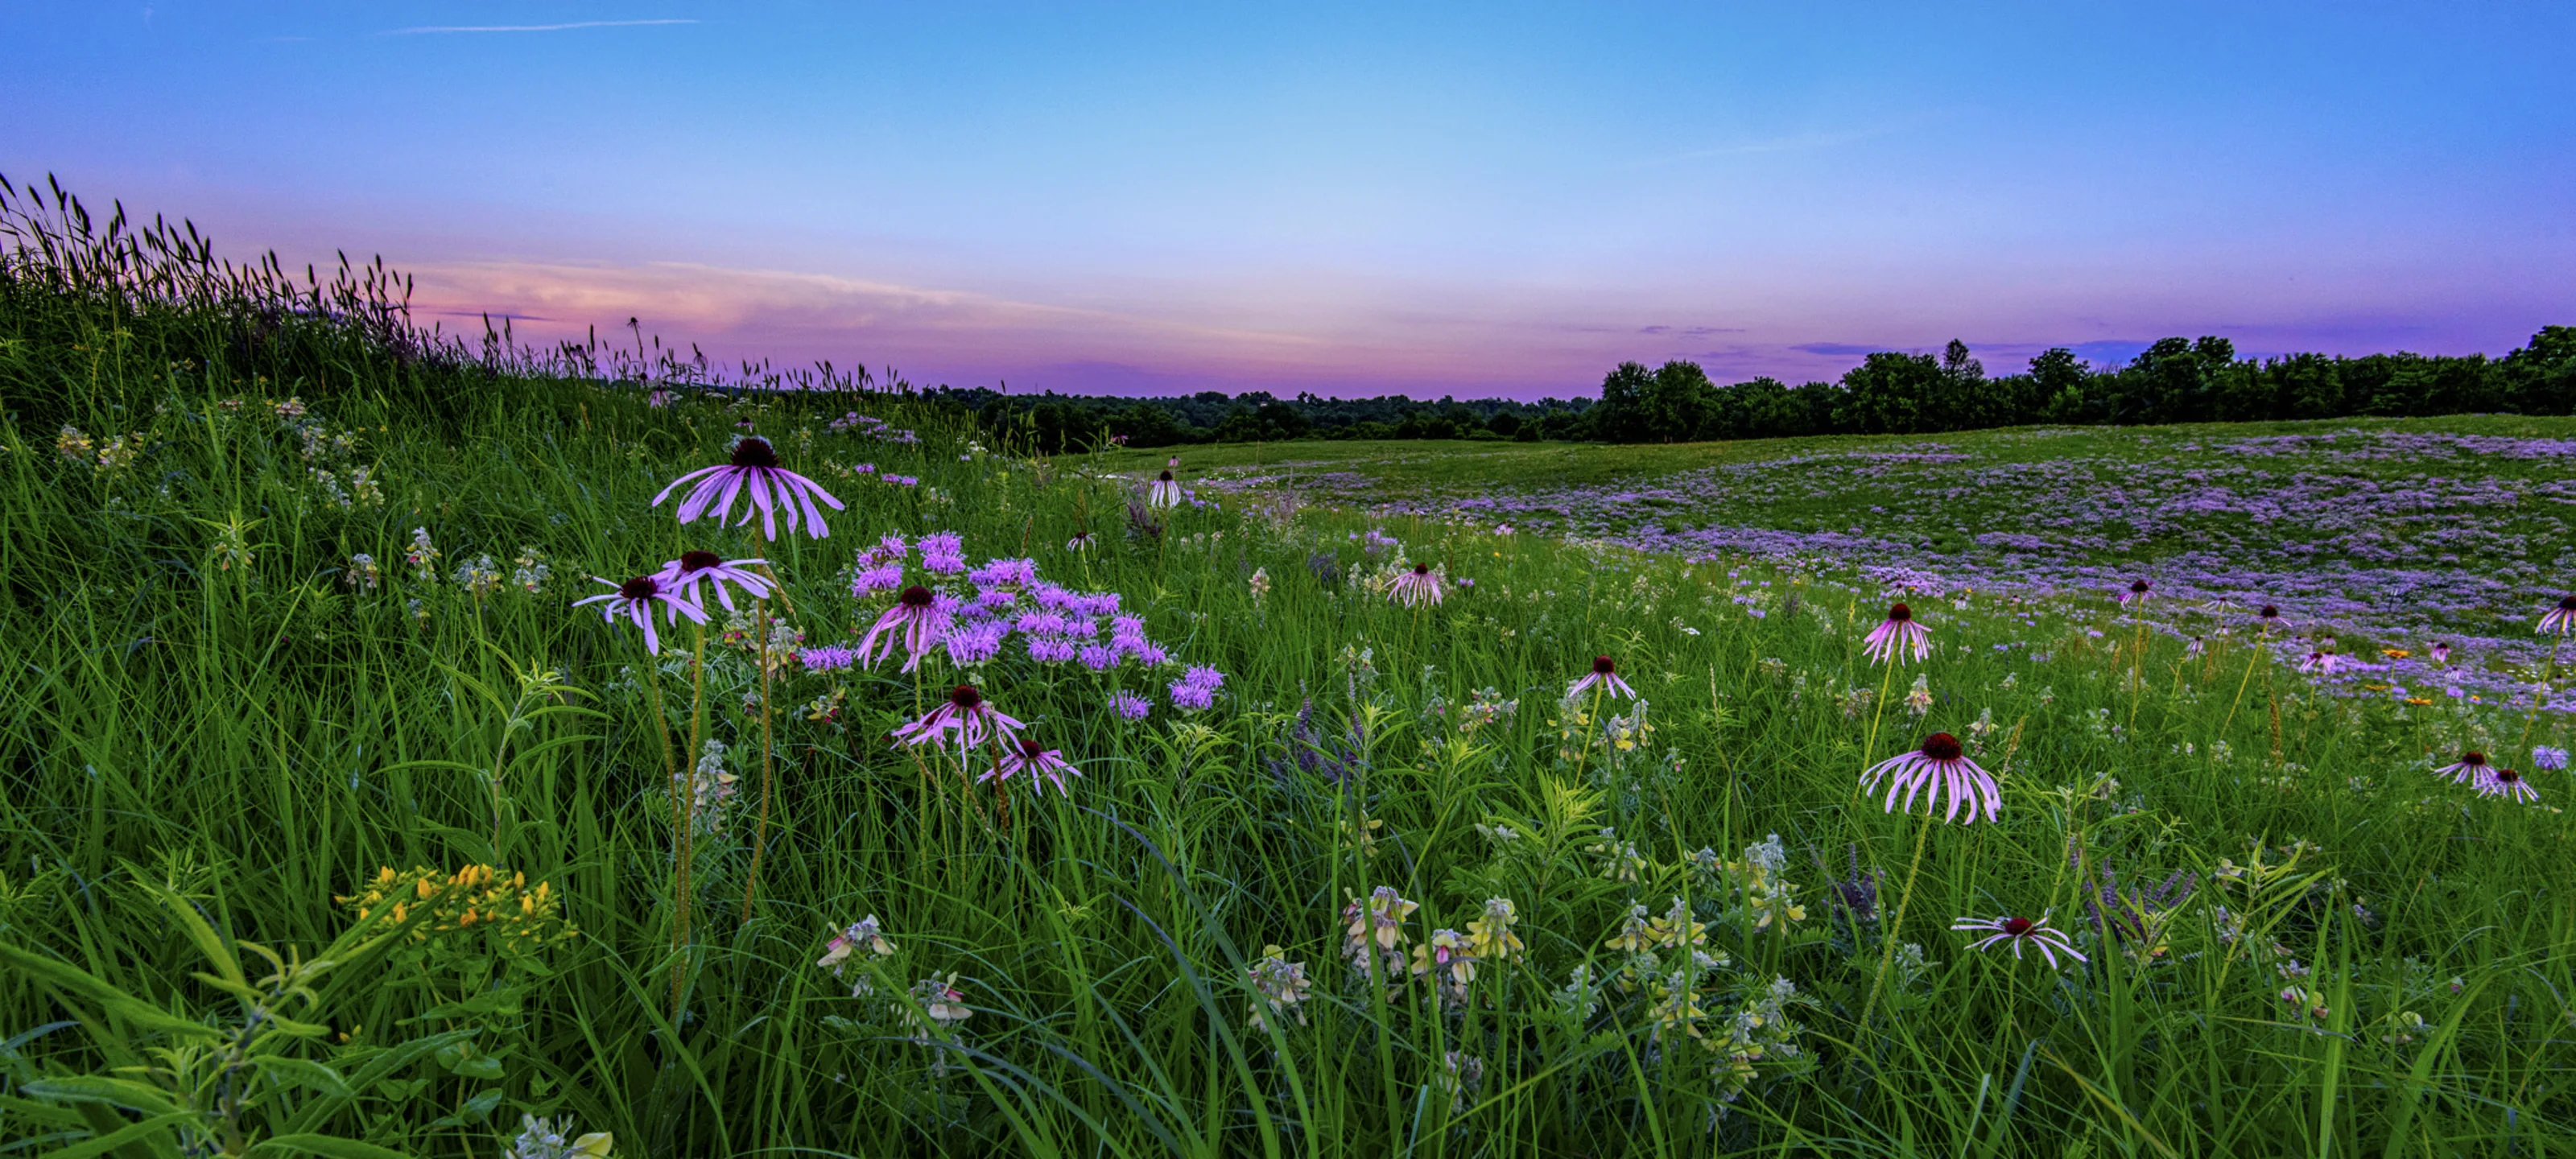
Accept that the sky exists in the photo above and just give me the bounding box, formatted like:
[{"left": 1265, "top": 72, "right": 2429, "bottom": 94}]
[{"left": 4, "top": 2, "right": 2571, "bottom": 399}]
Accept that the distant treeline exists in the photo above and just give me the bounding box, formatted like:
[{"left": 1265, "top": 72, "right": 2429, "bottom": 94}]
[
  {"left": 1588, "top": 331, "right": 2576, "bottom": 442},
  {"left": 934, "top": 387, "right": 1594, "bottom": 451},
  {"left": 951, "top": 328, "right": 2576, "bottom": 448}
]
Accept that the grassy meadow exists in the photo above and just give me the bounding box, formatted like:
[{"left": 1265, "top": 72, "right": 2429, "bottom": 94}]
[{"left": 3, "top": 195, "right": 2574, "bottom": 1157}]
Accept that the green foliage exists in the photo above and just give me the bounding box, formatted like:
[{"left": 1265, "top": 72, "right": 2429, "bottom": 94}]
[{"left": 3, "top": 175, "right": 2572, "bottom": 1157}]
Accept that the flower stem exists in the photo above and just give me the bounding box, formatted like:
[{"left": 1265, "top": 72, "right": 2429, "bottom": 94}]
[{"left": 741, "top": 599, "right": 776, "bottom": 923}]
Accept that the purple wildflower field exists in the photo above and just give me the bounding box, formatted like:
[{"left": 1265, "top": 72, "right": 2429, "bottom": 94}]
[{"left": 1182, "top": 423, "right": 2576, "bottom": 711}]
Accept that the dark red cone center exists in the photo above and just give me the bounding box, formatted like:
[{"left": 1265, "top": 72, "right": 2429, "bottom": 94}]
[
  {"left": 1921, "top": 732, "right": 1964, "bottom": 761},
  {"left": 1886, "top": 603, "right": 1912, "bottom": 622},
  {"left": 2462, "top": 751, "right": 2487, "bottom": 766},
  {"left": 730, "top": 437, "right": 780, "bottom": 469},
  {"left": 2002, "top": 917, "right": 2034, "bottom": 937},
  {"left": 1593, "top": 656, "right": 1615, "bottom": 674},
  {"left": 618, "top": 576, "right": 658, "bottom": 600},
  {"left": 949, "top": 685, "right": 982, "bottom": 709},
  {"left": 900, "top": 585, "right": 935, "bottom": 608},
  {"left": 679, "top": 550, "right": 720, "bottom": 571}
]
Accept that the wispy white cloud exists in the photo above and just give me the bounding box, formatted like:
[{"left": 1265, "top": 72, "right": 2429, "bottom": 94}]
[{"left": 382, "top": 19, "right": 697, "bottom": 35}]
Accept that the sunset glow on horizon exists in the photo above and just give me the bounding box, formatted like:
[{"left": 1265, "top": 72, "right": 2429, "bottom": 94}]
[{"left": 9, "top": 2, "right": 2570, "bottom": 398}]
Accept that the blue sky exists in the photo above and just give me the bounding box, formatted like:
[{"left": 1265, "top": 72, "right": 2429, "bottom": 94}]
[{"left": 5, "top": 2, "right": 2570, "bottom": 397}]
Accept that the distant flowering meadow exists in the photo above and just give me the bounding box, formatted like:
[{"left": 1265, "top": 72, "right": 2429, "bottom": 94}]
[{"left": 1187, "top": 424, "right": 2576, "bottom": 712}]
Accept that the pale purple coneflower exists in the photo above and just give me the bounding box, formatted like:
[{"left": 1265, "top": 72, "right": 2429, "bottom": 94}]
[
  {"left": 2540, "top": 595, "right": 2576, "bottom": 636},
  {"left": 2429, "top": 641, "right": 2451, "bottom": 665},
  {"left": 890, "top": 683, "right": 1024, "bottom": 750},
  {"left": 2257, "top": 604, "right": 2281, "bottom": 632},
  {"left": 651, "top": 435, "right": 845, "bottom": 541},
  {"left": 984, "top": 737, "right": 1081, "bottom": 795},
  {"left": 1111, "top": 691, "right": 1152, "bottom": 720},
  {"left": 1951, "top": 912, "right": 2087, "bottom": 967},
  {"left": 646, "top": 389, "right": 675, "bottom": 408},
  {"left": 655, "top": 550, "right": 772, "bottom": 613},
  {"left": 2120, "top": 580, "right": 2153, "bottom": 605},
  {"left": 2475, "top": 766, "right": 2540, "bottom": 803},
  {"left": 1389, "top": 563, "right": 1445, "bottom": 608},
  {"left": 2298, "top": 649, "right": 2341, "bottom": 675},
  {"left": 1147, "top": 468, "right": 1183, "bottom": 509},
  {"left": 2434, "top": 749, "right": 2491, "bottom": 784},
  {"left": 1861, "top": 602, "right": 1931, "bottom": 664},
  {"left": 1067, "top": 531, "right": 1094, "bottom": 551},
  {"left": 1567, "top": 655, "right": 1636, "bottom": 701},
  {"left": 856, "top": 585, "right": 952, "bottom": 672},
  {"left": 572, "top": 575, "right": 707, "bottom": 655},
  {"left": 2186, "top": 637, "right": 2206, "bottom": 658},
  {"left": 1862, "top": 732, "right": 2001, "bottom": 823}
]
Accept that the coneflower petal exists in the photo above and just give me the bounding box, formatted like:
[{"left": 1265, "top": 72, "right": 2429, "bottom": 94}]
[{"left": 652, "top": 464, "right": 724, "bottom": 509}]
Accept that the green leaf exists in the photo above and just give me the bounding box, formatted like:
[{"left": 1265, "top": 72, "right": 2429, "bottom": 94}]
[
  {"left": 33, "top": 1109, "right": 193, "bottom": 1159},
  {"left": 425, "top": 1086, "right": 505, "bottom": 1129},
  {"left": 250, "top": 1055, "right": 355, "bottom": 1099},
  {"left": 150, "top": 889, "right": 246, "bottom": 991},
  {"left": 0, "top": 942, "right": 216, "bottom": 1041},
  {"left": 22, "top": 1076, "right": 184, "bottom": 1116},
  {"left": 247, "top": 1134, "right": 416, "bottom": 1159}
]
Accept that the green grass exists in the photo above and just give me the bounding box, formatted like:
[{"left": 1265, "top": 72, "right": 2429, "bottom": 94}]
[{"left": 4, "top": 304, "right": 2574, "bottom": 1155}]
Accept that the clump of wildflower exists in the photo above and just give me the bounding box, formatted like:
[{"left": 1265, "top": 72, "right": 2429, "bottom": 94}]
[
  {"left": 1111, "top": 690, "right": 1153, "bottom": 720},
  {"left": 206, "top": 514, "right": 254, "bottom": 573},
  {"left": 1601, "top": 699, "right": 1654, "bottom": 753},
  {"left": 453, "top": 554, "right": 503, "bottom": 598},
  {"left": 904, "top": 973, "right": 973, "bottom": 1033},
  {"left": 1245, "top": 945, "right": 1313, "bottom": 1032},
  {"left": 1436, "top": 1052, "right": 1484, "bottom": 1116},
  {"left": 56, "top": 426, "right": 94, "bottom": 464},
  {"left": 1170, "top": 666, "right": 1226, "bottom": 713},
  {"left": 1903, "top": 672, "right": 1933, "bottom": 716},
  {"left": 1729, "top": 835, "right": 1808, "bottom": 932},
  {"left": 1411, "top": 927, "right": 1477, "bottom": 1004},
  {"left": 1457, "top": 687, "right": 1518, "bottom": 733},
  {"left": 2535, "top": 745, "right": 2570, "bottom": 773},
  {"left": 1248, "top": 567, "right": 1270, "bottom": 602},
  {"left": 1588, "top": 827, "right": 1645, "bottom": 882},
  {"left": 335, "top": 864, "right": 575, "bottom": 955},
  {"left": 1464, "top": 897, "right": 1524, "bottom": 963},
  {"left": 510, "top": 547, "right": 551, "bottom": 595},
  {"left": 502, "top": 1113, "right": 613, "bottom": 1159},
  {"left": 818, "top": 915, "right": 898, "bottom": 993},
  {"left": 405, "top": 527, "right": 441, "bottom": 581},
  {"left": 1341, "top": 886, "right": 1417, "bottom": 978},
  {"left": 344, "top": 553, "right": 381, "bottom": 592},
  {"left": 675, "top": 740, "right": 740, "bottom": 838}
]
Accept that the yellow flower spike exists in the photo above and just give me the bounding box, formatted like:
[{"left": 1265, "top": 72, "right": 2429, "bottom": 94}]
[
  {"left": 378, "top": 866, "right": 397, "bottom": 885},
  {"left": 513, "top": 871, "right": 526, "bottom": 889},
  {"left": 390, "top": 902, "right": 407, "bottom": 922},
  {"left": 522, "top": 895, "right": 535, "bottom": 915},
  {"left": 416, "top": 878, "right": 436, "bottom": 900}
]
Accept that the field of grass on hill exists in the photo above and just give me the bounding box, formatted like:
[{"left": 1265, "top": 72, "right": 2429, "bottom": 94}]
[{"left": 3, "top": 192, "right": 2574, "bottom": 1158}]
